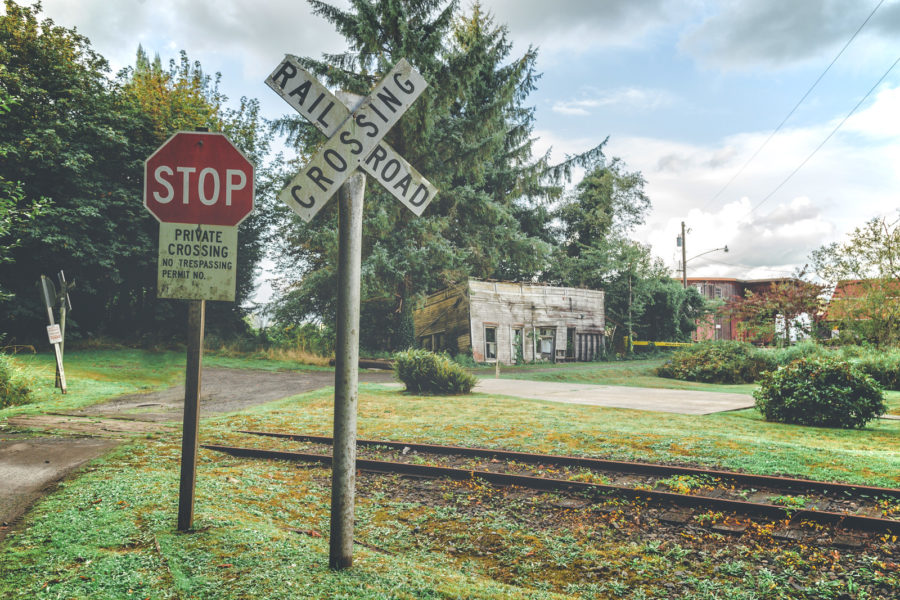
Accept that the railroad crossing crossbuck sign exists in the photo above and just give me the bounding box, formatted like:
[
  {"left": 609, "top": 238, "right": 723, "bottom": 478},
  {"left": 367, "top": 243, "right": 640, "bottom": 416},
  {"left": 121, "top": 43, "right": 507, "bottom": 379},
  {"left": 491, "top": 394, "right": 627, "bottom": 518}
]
[{"left": 266, "top": 55, "right": 437, "bottom": 220}]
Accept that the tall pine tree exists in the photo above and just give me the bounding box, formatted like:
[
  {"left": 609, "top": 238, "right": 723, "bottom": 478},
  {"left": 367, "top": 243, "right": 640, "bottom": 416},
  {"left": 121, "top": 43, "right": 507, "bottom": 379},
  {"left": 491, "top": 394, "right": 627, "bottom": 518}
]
[{"left": 270, "top": 0, "right": 586, "bottom": 350}]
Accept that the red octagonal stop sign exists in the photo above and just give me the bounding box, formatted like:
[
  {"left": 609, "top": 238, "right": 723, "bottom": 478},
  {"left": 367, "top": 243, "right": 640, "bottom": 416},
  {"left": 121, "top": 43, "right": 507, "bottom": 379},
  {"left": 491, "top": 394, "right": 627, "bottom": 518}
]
[{"left": 144, "top": 131, "right": 254, "bottom": 226}]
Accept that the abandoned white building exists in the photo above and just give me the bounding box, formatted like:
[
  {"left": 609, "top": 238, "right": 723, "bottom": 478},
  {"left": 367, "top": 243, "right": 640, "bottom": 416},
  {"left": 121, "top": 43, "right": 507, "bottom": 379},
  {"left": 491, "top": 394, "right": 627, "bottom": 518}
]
[{"left": 412, "top": 279, "right": 606, "bottom": 364}]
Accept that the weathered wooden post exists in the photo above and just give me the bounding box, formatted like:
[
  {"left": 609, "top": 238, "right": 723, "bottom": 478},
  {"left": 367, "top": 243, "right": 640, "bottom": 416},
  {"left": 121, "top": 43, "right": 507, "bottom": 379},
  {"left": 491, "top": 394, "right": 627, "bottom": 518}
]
[
  {"left": 55, "top": 270, "right": 72, "bottom": 389},
  {"left": 39, "top": 275, "right": 66, "bottom": 394},
  {"left": 178, "top": 298, "right": 205, "bottom": 531},
  {"left": 266, "top": 56, "right": 436, "bottom": 569}
]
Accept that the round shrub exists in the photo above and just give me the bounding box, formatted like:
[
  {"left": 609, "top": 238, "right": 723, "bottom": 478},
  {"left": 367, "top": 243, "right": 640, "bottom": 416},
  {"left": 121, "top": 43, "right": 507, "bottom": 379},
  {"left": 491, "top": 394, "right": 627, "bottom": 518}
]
[
  {"left": 753, "top": 357, "right": 886, "bottom": 428},
  {"left": 0, "top": 354, "right": 32, "bottom": 408},
  {"left": 656, "top": 341, "right": 775, "bottom": 384},
  {"left": 393, "top": 349, "right": 477, "bottom": 395}
]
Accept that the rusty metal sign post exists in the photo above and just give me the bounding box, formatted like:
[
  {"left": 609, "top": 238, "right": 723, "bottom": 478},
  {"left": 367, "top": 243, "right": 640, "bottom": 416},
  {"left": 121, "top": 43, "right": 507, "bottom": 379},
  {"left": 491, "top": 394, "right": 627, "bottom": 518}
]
[
  {"left": 266, "top": 56, "right": 436, "bottom": 569},
  {"left": 143, "top": 130, "right": 254, "bottom": 532}
]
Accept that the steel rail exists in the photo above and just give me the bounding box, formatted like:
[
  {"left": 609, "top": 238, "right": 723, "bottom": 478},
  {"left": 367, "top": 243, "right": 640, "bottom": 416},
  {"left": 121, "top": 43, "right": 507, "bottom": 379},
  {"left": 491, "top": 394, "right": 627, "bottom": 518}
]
[
  {"left": 237, "top": 430, "right": 900, "bottom": 500},
  {"left": 201, "top": 443, "right": 900, "bottom": 535}
]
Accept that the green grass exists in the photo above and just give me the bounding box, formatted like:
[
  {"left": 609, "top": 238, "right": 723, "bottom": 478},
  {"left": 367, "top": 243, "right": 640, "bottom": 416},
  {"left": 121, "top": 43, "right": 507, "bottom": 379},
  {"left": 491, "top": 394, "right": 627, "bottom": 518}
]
[
  {"left": 2, "top": 350, "right": 899, "bottom": 598},
  {"left": 1, "top": 349, "right": 185, "bottom": 419},
  {"left": 210, "top": 386, "right": 899, "bottom": 487},
  {"left": 0, "top": 434, "right": 557, "bottom": 600},
  {"left": 0, "top": 348, "right": 332, "bottom": 421},
  {"left": 2, "top": 384, "right": 898, "bottom": 598}
]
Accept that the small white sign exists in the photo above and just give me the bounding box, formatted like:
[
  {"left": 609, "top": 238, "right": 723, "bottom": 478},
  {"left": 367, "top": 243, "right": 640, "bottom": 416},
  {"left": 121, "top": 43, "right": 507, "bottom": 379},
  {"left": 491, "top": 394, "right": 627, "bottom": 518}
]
[
  {"left": 47, "top": 324, "right": 62, "bottom": 345},
  {"left": 157, "top": 223, "right": 239, "bottom": 301}
]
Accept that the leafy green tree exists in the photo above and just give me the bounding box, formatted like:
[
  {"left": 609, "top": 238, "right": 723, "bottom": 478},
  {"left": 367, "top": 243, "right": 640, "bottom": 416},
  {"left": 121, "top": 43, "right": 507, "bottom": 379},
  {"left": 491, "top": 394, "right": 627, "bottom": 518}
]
[
  {"left": 556, "top": 157, "right": 650, "bottom": 254},
  {"left": 0, "top": 80, "right": 48, "bottom": 301},
  {"left": 636, "top": 279, "right": 708, "bottom": 342},
  {"left": 812, "top": 214, "right": 900, "bottom": 346},
  {"left": 270, "top": 0, "right": 594, "bottom": 350},
  {"left": 549, "top": 158, "right": 684, "bottom": 348},
  {"left": 720, "top": 276, "right": 823, "bottom": 345},
  {"left": 0, "top": 0, "right": 135, "bottom": 339},
  {"left": 0, "top": 1, "right": 271, "bottom": 342}
]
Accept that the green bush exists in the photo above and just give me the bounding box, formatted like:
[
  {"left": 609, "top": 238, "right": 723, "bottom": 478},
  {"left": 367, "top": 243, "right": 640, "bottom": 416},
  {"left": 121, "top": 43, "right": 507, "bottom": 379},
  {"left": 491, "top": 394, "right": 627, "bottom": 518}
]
[
  {"left": 0, "top": 354, "right": 32, "bottom": 408},
  {"left": 393, "top": 349, "right": 477, "bottom": 395},
  {"left": 753, "top": 357, "right": 885, "bottom": 428},
  {"left": 768, "top": 339, "right": 828, "bottom": 366},
  {"left": 840, "top": 347, "right": 900, "bottom": 390},
  {"left": 656, "top": 341, "right": 775, "bottom": 384}
]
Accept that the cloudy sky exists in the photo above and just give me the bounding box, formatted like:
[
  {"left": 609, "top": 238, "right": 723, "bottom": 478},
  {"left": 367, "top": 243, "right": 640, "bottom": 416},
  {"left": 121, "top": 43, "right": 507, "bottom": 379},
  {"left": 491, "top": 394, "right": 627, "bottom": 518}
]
[{"left": 24, "top": 0, "right": 900, "bottom": 284}]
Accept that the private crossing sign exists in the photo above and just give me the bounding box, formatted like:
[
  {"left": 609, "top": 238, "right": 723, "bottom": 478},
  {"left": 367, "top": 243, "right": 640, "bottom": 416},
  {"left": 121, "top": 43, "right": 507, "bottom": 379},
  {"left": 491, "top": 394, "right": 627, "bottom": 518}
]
[
  {"left": 266, "top": 56, "right": 437, "bottom": 220},
  {"left": 143, "top": 131, "right": 254, "bottom": 302}
]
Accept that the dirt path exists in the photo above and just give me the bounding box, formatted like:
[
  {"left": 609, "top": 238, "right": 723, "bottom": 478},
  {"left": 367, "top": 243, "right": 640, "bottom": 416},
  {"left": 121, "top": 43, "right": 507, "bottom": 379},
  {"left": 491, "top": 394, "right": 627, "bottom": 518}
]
[
  {"left": 63, "top": 367, "right": 396, "bottom": 422},
  {"left": 0, "top": 434, "right": 121, "bottom": 541}
]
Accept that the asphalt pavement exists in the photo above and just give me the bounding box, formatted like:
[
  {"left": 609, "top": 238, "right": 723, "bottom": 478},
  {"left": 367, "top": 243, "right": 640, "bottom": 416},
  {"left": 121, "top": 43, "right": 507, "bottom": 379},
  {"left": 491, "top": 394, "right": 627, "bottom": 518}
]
[{"left": 474, "top": 378, "right": 754, "bottom": 415}]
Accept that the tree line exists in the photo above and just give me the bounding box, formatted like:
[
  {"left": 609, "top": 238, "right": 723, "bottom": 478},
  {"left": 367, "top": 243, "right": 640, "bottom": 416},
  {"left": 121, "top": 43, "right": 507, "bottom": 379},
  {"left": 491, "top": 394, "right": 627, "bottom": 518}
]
[{"left": 1, "top": 0, "right": 705, "bottom": 350}]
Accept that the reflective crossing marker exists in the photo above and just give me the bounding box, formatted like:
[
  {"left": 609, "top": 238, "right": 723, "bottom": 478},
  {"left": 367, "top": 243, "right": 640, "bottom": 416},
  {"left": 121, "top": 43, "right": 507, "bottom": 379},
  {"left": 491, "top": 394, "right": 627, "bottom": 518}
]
[{"left": 266, "top": 55, "right": 437, "bottom": 220}]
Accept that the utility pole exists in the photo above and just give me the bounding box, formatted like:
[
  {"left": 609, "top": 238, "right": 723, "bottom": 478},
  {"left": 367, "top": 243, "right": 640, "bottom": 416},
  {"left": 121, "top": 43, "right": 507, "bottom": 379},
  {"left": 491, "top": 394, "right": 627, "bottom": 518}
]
[{"left": 681, "top": 221, "right": 687, "bottom": 289}]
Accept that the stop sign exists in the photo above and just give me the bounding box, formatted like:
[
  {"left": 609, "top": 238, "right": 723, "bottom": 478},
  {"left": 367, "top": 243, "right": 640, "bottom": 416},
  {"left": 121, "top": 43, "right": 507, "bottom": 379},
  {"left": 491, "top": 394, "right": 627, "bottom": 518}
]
[{"left": 144, "top": 132, "right": 254, "bottom": 226}]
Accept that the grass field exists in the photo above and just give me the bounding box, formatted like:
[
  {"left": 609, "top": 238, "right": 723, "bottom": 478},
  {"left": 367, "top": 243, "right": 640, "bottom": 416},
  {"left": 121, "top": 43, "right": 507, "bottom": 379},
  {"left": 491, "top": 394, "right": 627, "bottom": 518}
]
[
  {"left": 1, "top": 350, "right": 899, "bottom": 598},
  {"left": 0, "top": 348, "right": 330, "bottom": 420}
]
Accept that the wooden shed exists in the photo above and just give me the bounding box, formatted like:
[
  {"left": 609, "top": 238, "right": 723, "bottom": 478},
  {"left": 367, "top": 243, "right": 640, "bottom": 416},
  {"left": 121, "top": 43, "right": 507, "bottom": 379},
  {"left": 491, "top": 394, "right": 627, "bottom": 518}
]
[{"left": 413, "top": 279, "right": 606, "bottom": 364}]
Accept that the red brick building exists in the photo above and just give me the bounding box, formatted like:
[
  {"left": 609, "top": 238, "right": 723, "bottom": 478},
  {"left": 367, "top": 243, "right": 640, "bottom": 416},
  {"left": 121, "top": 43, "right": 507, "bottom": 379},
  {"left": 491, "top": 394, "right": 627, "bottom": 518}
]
[{"left": 684, "top": 277, "right": 798, "bottom": 341}]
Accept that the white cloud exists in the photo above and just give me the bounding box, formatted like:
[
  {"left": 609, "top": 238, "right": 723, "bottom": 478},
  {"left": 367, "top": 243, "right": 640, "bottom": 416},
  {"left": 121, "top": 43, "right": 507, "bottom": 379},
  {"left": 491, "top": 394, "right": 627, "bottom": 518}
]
[
  {"left": 606, "top": 85, "right": 900, "bottom": 278},
  {"left": 552, "top": 87, "right": 677, "bottom": 116},
  {"left": 843, "top": 85, "right": 900, "bottom": 139},
  {"left": 480, "top": 0, "right": 678, "bottom": 54},
  {"left": 679, "top": 0, "right": 900, "bottom": 70},
  {"left": 37, "top": 0, "right": 349, "bottom": 79},
  {"left": 552, "top": 103, "right": 592, "bottom": 117}
]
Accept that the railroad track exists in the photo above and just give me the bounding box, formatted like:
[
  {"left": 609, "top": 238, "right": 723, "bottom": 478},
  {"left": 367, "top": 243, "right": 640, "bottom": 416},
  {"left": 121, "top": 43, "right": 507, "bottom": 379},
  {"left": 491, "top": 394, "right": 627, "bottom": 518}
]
[{"left": 201, "top": 431, "right": 900, "bottom": 536}]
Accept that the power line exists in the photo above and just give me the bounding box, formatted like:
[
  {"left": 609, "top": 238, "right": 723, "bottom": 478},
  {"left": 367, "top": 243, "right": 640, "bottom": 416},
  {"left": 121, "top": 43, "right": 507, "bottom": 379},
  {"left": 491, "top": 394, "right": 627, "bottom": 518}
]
[
  {"left": 745, "top": 52, "right": 900, "bottom": 217},
  {"left": 701, "top": 0, "right": 885, "bottom": 211}
]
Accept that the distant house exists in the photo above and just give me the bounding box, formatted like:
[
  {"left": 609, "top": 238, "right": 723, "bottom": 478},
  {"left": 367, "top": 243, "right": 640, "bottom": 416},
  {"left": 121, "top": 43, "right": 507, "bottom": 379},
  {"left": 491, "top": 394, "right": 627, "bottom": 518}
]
[
  {"left": 823, "top": 279, "right": 900, "bottom": 337},
  {"left": 684, "top": 277, "right": 807, "bottom": 342},
  {"left": 413, "top": 279, "right": 606, "bottom": 364}
]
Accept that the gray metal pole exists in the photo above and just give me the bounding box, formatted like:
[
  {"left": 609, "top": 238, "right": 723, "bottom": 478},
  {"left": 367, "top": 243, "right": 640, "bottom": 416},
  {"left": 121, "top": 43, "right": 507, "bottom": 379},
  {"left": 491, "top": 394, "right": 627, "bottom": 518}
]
[
  {"left": 178, "top": 299, "right": 205, "bottom": 531},
  {"left": 681, "top": 221, "right": 687, "bottom": 289},
  {"left": 329, "top": 171, "right": 365, "bottom": 570}
]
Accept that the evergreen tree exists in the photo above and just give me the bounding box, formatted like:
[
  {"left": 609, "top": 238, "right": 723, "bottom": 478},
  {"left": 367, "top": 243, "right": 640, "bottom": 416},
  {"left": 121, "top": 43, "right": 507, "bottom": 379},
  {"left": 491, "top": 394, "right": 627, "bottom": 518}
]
[
  {"left": 549, "top": 157, "right": 696, "bottom": 345},
  {"left": 271, "top": 0, "right": 590, "bottom": 350}
]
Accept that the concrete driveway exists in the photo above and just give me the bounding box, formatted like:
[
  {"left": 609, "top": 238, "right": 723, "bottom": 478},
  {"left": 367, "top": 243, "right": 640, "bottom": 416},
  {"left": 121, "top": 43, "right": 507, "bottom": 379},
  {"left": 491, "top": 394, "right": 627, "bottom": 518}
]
[{"left": 475, "top": 378, "right": 754, "bottom": 415}]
